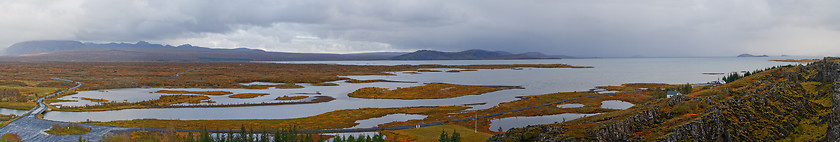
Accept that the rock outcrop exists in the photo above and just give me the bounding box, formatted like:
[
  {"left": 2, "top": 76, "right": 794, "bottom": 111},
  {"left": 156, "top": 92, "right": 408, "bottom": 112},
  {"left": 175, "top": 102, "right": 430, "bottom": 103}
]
[{"left": 490, "top": 57, "right": 840, "bottom": 142}]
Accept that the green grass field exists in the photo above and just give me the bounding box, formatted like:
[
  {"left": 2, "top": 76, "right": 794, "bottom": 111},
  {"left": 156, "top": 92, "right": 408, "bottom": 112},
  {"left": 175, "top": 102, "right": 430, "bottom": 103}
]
[
  {"left": 390, "top": 125, "right": 492, "bottom": 142},
  {"left": 0, "top": 102, "right": 37, "bottom": 110}
]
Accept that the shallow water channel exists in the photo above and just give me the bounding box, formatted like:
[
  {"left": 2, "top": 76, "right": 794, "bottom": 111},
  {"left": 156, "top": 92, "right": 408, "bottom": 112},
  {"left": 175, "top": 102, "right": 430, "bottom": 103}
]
[{"left": 44, "top": 58, "right": 801, "bottom": 130}]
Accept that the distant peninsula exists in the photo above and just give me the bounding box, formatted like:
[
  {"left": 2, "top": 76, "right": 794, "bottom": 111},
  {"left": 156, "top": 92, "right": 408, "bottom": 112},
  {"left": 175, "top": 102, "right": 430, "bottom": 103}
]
[
  {"left": 391, "top": 49, "right": 554, "bottom": 60},
  {"left": 737, "top": 54, "right": 769, "bottom": 57}
]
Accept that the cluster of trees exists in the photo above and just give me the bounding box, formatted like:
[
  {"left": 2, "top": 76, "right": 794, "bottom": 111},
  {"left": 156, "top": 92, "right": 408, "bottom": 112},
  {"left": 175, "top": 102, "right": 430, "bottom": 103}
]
[
  {"left": 438, "top": 130, "right": 461, "bottom": 142},
  {"left": 331, "top": 135, "right": 386, "bottom": 142},
  {"left": 722, "top": 65, "right": 792, "bottom": 83},
  {"left": 677, "top": 83, "right": 692, "bottom": 94},
  {"left": 101, "top": 126, "right": 386, "bottom": 142}
]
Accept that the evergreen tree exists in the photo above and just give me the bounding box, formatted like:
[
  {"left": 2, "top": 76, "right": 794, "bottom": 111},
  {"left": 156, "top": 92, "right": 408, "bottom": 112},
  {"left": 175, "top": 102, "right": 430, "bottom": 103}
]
[
  {"left": 238, "top": 125, "right": 247, "bottom": 142},
  {"left": 273, "top": 129, "right": 281, "bottom": 142},
  {"left": 438, "top": 130, "right": 449, "bottom": 142},
  {"left": 347, "top": 135, "right": 356, "bottom": 142},
  {"left": 186, "top": 131, "right": 195, "bottom": 142},
  {"left": 450, "top": 130, "right": 461, "bottom": 142},
  {"left": 199, "top": 128, "right": 212, "bottom": 142},
  {"left": 678, "top": 83, "right": 692, "bottom": 94},
  {"left": 300, "top": 134, "right": 309, "bottom": 142}
]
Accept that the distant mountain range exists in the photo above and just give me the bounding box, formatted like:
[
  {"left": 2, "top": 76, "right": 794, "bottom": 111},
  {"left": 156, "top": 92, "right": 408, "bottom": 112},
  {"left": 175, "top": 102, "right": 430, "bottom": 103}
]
[{"left": 0, "top": 40, "right": 566, "bottom": 62}]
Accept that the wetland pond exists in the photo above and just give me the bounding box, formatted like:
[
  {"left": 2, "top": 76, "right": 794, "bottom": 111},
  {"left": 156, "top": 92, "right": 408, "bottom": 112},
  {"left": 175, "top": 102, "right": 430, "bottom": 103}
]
[
  {"left": 350, "top": 114, "right": 427, "bottom": 129},
  {"left": 0, "top": 108, "right": 27, "bottom": 116},
  {"left": 44, "top": 57, "right": 802, "bottom": 130},
  {"left": 601, "top": 100, "right": 635, "bottom": 110}
]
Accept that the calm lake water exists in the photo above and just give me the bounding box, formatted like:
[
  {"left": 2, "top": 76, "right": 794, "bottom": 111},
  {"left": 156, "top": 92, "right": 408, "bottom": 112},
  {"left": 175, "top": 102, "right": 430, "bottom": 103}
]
[{"left": 45, "top": 57, "right": 803, "bottom": 128}]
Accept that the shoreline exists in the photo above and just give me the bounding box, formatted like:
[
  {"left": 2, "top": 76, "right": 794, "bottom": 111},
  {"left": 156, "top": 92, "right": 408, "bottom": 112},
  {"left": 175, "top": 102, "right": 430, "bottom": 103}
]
[{"left": 52, "top": 96, "right": 335, "bottom": 112}]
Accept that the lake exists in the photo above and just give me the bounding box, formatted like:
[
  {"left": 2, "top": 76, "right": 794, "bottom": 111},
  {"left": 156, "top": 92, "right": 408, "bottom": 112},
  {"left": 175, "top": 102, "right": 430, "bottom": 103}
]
[{"left": 44, "top": 57, "right": 803, "bottom": 129}]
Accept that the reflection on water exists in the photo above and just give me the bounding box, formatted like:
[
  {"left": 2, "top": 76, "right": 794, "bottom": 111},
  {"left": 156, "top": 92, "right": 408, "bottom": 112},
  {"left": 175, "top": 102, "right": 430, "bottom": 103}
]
[
  {"left": 489, "top": 113, "right": 601, "bottom": 132},
  {"left": 601, "top": 100, "right": 634, "bottom": 110},
  {"left": 45, "top": 58, "right": 800, "bottom": 123},
  {"left": 351, "top": 114, "right": 426, "bottom": 129}
]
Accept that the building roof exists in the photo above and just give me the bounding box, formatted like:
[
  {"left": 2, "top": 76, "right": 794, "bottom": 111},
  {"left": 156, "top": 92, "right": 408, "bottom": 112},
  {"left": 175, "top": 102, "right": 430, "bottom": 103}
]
[{"left": 667, "top": 91, "right": 680, "bottom": 95}]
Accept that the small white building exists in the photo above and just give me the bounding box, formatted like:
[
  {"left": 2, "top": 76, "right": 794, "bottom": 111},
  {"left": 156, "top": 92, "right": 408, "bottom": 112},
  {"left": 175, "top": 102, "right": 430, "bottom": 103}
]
[{"left": 666, "top": 91, "right": 682, "bottom": 98}]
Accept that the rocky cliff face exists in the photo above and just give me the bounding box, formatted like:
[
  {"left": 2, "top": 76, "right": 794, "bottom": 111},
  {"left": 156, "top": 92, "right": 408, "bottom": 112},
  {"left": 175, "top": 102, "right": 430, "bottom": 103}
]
[
  {"left": 490, "top": 58, "right": 840, "bottom": 142},
  {"left": 820, "top": 59, "right": 840, "bottom": 141}
]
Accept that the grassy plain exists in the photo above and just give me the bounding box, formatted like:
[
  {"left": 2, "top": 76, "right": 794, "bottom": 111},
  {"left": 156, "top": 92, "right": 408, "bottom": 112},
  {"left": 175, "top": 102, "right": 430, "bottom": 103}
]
[
  {"left": 0, "top": 62, "right": 595, "bottom": 139},
  {"left": 45, "top": 123, "right": 90, "bottom": 135},
  {"left": 770, "top": 59, "right": 820, "bottom": 63},
  {"left": 81, "top": 97, "right": 109, "bottom": 103},
  {"left": 0, "top": 62, "right": 587, "bottom": 91},
  {"left": 381, "top": 125, "right": 493, "bottom": 142},
  {"left": 156, "top": 90, "right": 233, "bottom": 95},
  {"left": 0, "top": 102, "right": 37, "bottom": 110},
  {"left": 55, "top": 95, "right": 211, "bottom": 111},
  {"left": 376, "top": 86, "right": 660, "bottom": 135},
  {"left": 0, "top": 80, "right": 66, "bottom": 110},
  {"left": 275, "top": 96, "right": 308, "bottom": 100},
  {"left": 228, "top": 93, "right": 269, "bottom": 99},
  {"left": 85, "top": 106, "right": 468, "bottom": 130},
  {"left": 0, "top": 114, "right": 18, "bottom": 128},
  {"left": 347, "top": 83, "right": 503, "bottom": 99},
  {"left": 311, "top": 82, "right": 338, "bottom": 86}
]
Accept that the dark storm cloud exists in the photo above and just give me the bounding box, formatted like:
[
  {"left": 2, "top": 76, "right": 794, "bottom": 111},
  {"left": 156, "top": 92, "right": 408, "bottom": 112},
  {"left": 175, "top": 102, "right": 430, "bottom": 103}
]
[{"left": 3, "top": 0, "right": 840, "bottom": 56}]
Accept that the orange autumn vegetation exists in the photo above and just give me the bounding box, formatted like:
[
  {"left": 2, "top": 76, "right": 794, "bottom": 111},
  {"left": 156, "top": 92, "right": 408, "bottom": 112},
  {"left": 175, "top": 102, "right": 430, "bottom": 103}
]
[
  {"left": 344, "top": 79, "right": 388, "bottom": 83},
  {"left": 228, "top": 93, "right": 269, "bottom": 99},
  {"left": 0, "top": 62, "right": 586, "bottom": 91},
  {"left": 56, "top": 95, "right": 210, "bottom": 112},
  {"left": 347, "top": 83, "right": 503, "bottom": 99},
  {"left": 770, "top": 59, "right": 820, "bottom": 63},
  {"left": 379, "top": 90, "right": 655, "bottom": 134},
  {"left": 85, "top": 106, "right": 468, "bottom": 131},
  {"left": 311, "top": 82, "right": 339, "bottom": 86},
  {"left": 80, "top": 97, "right": 109, "bottom": 103},
  {"left": 596, "top": 83, "right": 673, "bottom": 91},
  {"left": 275, "top": 96, "right": 308, "bottom": 100},
  {"left": 156, "top": 90, "right": 233, "bottom": 95}
]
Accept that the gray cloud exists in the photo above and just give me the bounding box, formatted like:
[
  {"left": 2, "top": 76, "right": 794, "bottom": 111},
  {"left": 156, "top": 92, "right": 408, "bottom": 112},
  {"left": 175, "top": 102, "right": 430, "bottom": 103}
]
[{"left": 3, "top": 0, "right": 840, "bottom": 57}]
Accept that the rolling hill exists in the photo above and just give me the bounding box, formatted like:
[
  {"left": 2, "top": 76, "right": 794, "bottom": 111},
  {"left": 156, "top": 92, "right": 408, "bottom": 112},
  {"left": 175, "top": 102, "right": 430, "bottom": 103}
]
[{"left": 0, "top": 40, "right": 393, "bottom": 62}]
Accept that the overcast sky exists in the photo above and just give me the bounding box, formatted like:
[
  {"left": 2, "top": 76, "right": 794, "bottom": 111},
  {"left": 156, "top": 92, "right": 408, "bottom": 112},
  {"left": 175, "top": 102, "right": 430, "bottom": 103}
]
[{"left": 2, "top": 0, "right": 840, "bottom": 57}]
